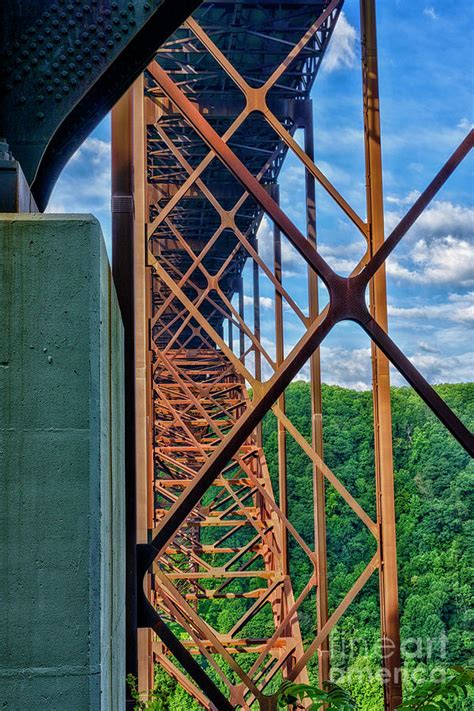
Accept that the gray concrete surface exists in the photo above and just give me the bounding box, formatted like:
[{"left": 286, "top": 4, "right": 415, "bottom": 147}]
[{"left": 0, "top": 214, "right": 125, "bottom": 710}]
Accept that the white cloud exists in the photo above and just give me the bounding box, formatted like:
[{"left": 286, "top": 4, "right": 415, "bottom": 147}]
[
  {"left": 323, "top": 12, "right": 358, "bottom": 73},
  {"left": 257, "top": 216, "right": 302, "bottom": 275},
  {"left": 385, "top": 199, "right": 474, "bottom": 287},
  {"left": 297, "top": 344, "right": 473, "bottom": 389},
  {"left": 243, "top": 294, "right": 274, "bottom": 309},
  {"left": 388, "top": 292, "right": 474, "bottom": 324},
  {"left": 386, "top": 189, "right": 421, "bottom": 206},
  {"left": 392, "top": 351, "right": 473, "bottom": 386},
  {"left": 423, "top": 6, "right": 438, "bottom": 20},
  {"left": 47, "top": 136, "right": 111, "bottom": 215},
  {"left": 457, "top": 117, "right": 474, "bottom": 132}
]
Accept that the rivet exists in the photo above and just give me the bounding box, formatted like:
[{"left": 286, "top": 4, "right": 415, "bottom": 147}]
[
  {"left": 31, "top": 58, "right": 38, "bottom": 65},
  {"left": 61, "top": 70, "right": 68, "bottom": 77},
  {"left": 114, "top": 32, "right": 121, "bottom": 41},
  {"left": 19, "top": 95, "right": 26, "bottom": 103},
  {"left": 62, "top": 85, "right": 69, "bottom": 93},
  {"left": 107, "top": 40, "right": 114, "bottom": 47},
  {"left": 100, "top": 47, "right": 107, "bottom": 54},
  {"left": 75, "top": 54, "right": 83, "bottom": 62},
  {"left": 69, "top": 62, "right": 76, "bottom": 70},
  {"left": 37, "top": 94, "right": 45, "bottom": 101},
  {"left": 55, "top": 93, "right": 62, "bottom": 101},
  {"left": 46, "top": 84, "right": 53, "bottom": 93},
  {"left": 37, "top": 112, "right": 45, "bottom": 119}
]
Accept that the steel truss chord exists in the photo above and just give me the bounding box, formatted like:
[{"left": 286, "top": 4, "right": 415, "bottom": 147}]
[{"left": 114, "top": 1, "right": 474, "bottom": 709}]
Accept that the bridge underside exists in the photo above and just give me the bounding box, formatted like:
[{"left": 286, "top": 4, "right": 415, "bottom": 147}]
[{"left": 111, "top": 1, "right": 473, "bottom": 709}]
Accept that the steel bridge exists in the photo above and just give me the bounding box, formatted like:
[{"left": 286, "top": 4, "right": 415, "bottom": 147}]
[
  {"left": 1, "top": 1, "right": 472, "bottom": 710},
  {"left": 112, "top": 1, "right": 473, "bottom": 709}
]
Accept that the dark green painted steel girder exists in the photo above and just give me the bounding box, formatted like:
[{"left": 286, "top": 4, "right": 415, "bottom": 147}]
[{"left": 0, "top": 0, "right": 202, "bottom": 211}]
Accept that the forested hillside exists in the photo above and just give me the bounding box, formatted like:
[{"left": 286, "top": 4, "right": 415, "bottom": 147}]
[{"left": 154, "top": 382, "right": 473, "bottom": 709}]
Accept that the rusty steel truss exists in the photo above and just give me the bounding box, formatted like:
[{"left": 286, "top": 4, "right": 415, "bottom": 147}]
[{"left": 111, "top": 1, "right": 474, "bottom": 709}]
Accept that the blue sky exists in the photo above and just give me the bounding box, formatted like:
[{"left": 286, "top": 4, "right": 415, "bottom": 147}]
[{"left": 47, "top": 0, "right": 473, "bottom": 390}]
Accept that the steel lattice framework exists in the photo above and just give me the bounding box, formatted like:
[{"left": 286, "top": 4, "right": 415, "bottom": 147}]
[{"left": 111, "top": 1, "right": 473, "bottom": 709}]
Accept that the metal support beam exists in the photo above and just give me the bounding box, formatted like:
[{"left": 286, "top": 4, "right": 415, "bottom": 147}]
[
  {"left": 360, "top": 2, "right": 402, "bottom": 707},
  {"left": 303, "top": 98, "right": 330, "bottom": 689}
]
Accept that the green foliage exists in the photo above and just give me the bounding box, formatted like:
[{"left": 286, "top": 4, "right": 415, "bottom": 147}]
[
  {"left": 126, "top": 669, "right": 201, "bottom": 711},
  {"left": 143, "top": 383, "right": 473, "bottom": 710},
  {"left": 397, "top": 667, "right": 474, "bottom": 709},
  {"left": 277, "top": 680, "right": 357, "bottom": 709}
]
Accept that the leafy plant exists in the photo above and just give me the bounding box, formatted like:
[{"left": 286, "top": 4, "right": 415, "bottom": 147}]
[
  {"left": 126, "top": 674, "right": 164, "bottom": 711},
  {"left": 397, "top": 667, "right": 473, "bottom": 710},
  {"left": 276, "top": 680, "right": 357, "bottom": 709}
]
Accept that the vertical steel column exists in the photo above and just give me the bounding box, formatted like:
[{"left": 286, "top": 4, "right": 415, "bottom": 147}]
[
  {"left": 271, "top": 185, "right": 289, "bottom": 578},
  {"left": 253, "top": 238, "right": 263, "bottom": 446},
  {"left": 132, "top": 76, "right": 154, "bottom": 695},
  {"left": 111, "top": 91, "right": 139, "bottom": 709},
  {"left": 238, "top": 274, "right": 245, "bottom": 362},
  {"left": 360, "top": 2, "right": 402, "bottom": 708},
  {"left": 303, "top": 99, "right": 330, "bottom": 687}
]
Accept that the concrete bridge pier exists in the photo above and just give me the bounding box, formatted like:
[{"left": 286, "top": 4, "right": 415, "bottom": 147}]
[{"left": 0, "top": 214, "right": 125, "bottom": 710}]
